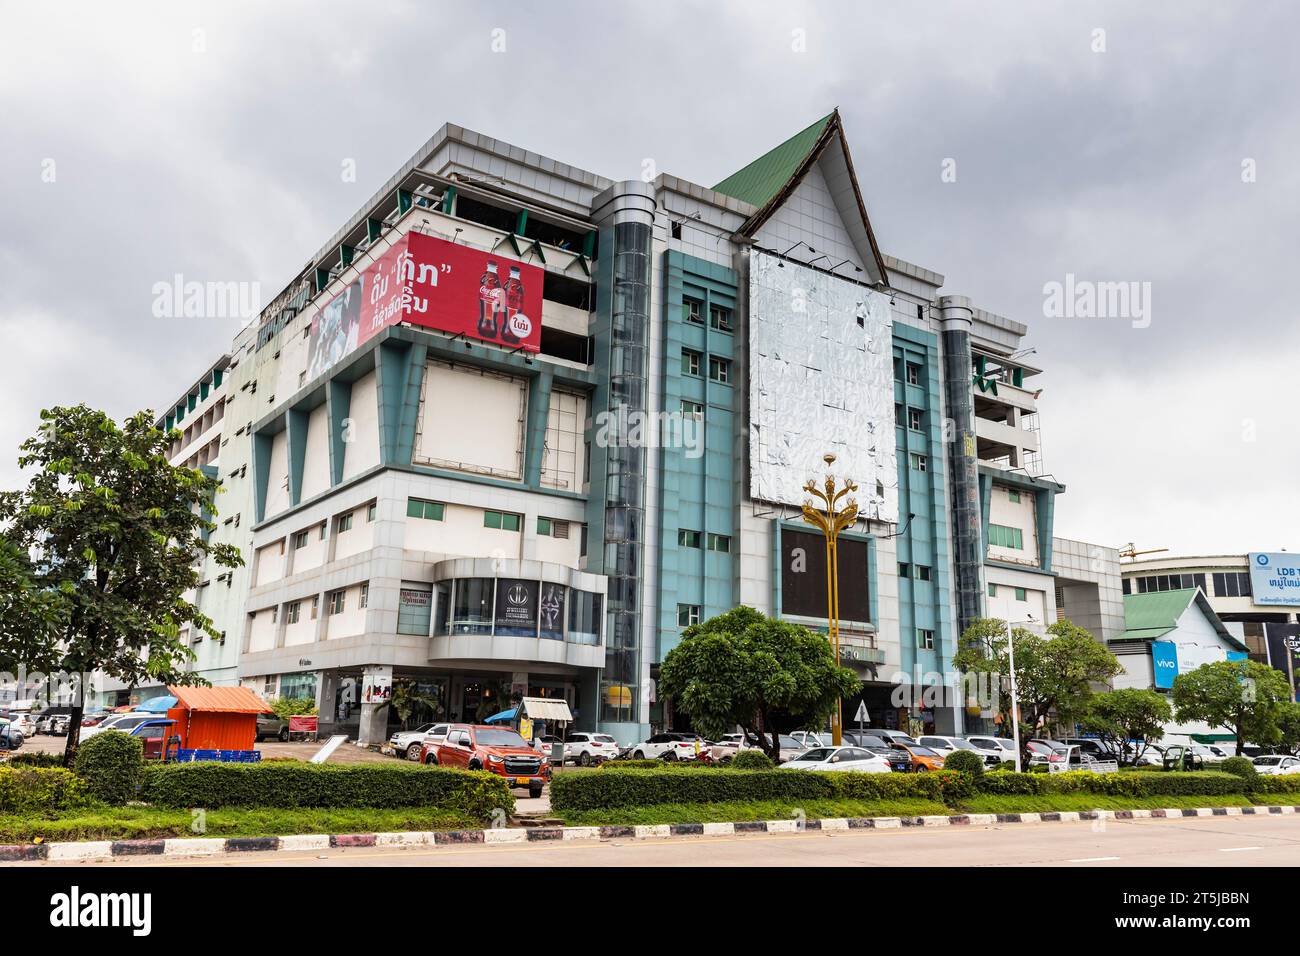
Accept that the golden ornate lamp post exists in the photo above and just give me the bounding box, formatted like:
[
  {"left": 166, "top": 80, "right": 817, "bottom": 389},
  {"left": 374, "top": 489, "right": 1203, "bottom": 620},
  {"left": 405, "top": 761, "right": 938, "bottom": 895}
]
[{"left": 801, "top": 453, "right": 858, "bottom": 747}]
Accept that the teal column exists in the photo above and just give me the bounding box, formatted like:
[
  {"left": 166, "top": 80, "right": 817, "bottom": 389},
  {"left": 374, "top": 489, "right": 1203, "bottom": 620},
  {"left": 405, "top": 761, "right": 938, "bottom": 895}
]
[
  {"left": 394, "top": 343, "right": 428, "bottom": 465},
  {"left": 376, "top": 341, "right": 425, "bottom": 466},
  {"left": 252, "top": 431, "right": 272, "bottom": 523},
  {"left": 524, "top": 368, "right": 554, "bottom": 487},
  {"left": 286, "top": 409, "right": 308, "bottom": 506},
  {"left": 326, "top": 378, "right": 352, "bottom": 486}
]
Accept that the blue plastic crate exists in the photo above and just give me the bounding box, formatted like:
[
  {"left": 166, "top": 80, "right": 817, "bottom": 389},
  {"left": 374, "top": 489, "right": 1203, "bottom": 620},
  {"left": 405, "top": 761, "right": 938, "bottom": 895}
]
[{"left": 175, "top": 749, "right": 262, "bottom": 763}]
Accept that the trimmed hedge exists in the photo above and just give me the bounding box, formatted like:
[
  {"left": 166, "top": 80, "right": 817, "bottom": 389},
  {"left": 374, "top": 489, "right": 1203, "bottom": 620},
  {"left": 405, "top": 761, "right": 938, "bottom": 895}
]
[
  {"left": 731, "top": 750, "right": 776, "bottom": 770},
  {"left": 551, "top": 767, "right": 836, "bottom": 812},
  {"left": 602, "top": 760, "right": 661, "bottom": 770},
  {"left": 4, "top": 751, "right": 65, "bottom": 769},
  {"left": 944, "top": 750, "right": 985, "bottom": 776},
  {"left": 551, "top": 766, "right": 1257, "bottom": 812},
  {"left": 140, "top": 762, "right": 513, "bottom": 819},
  {"left": 1257, "top": 775, "right": 1300, "bottom": 795},
  {"left": 0, "top": 767, "right": 87, "bottom": 814},
  {"left": 75, "top": 731, "right": 143, "bottom": 805}
]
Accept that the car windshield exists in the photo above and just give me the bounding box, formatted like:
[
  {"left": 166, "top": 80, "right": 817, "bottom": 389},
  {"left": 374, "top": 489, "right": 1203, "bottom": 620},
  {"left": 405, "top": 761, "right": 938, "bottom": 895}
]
[
  {"left": 778, "top": 735, "right": 803, "bottom": 748},
  {"left": 475, "top": 729, "right": 528, "bottom": 747},
  {"left": 594, "top": 735, "right": 616, "bottom": 744},
  {"left": 794, "top": 748, "right": 833, "bottom": 762},
  {"left": 950, "top": 739, "right": 977, "bottom": 750},
  {"left": 909, "top": 746, "right": 941, "bottom": 757},
  {"left": 1254, "top": 756, "right": 1282, "bottom": 766}
]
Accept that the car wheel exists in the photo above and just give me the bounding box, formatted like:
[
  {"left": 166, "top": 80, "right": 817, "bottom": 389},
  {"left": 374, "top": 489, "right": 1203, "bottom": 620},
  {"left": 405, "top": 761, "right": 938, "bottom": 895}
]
[
  {"left": 579, "top": 751, "right": 592, "bottom": 767},
  {"left": 278, "top": 727, "right": 290, "bottom": 742},
  {"left": 528, "top": 785, "right": 544, "bottom": 799},
  {"left": 663, "top": 750, "right": 678, "bottom": 762},
  {"left": 406, "top": 743, "right": 423, "bottom": 761},
  {"left": 423, "top": 752, "right": 439, "bottom": 766},
  {"left": 633, "top": 750, "right": 645, "bottom": 760},
  {"left": 914, "top": 765, "right": 928, "bottom": 773},
  {"left": 469, "top": 761, "right": 482, "bottom": 771}
]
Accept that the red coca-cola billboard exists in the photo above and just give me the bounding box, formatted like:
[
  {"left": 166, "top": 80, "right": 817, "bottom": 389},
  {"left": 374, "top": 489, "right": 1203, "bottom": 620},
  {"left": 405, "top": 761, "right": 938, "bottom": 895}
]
[{"left": 306, "top": 232, "right": 544, "bottom": 380}]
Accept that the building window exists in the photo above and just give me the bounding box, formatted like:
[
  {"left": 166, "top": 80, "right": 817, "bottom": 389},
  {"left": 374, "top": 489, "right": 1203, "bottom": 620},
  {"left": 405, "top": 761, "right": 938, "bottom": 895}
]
[
  {"left": 292, "top": 530, "right": 309, "bottom": 550},
  {"left": 327, "top": 590, "right": 345, "bottom": 615},
  {"left": 309, "top": 596, "right": 319, "bottom": 620},
  {"left": 1212, "top": 571, "right": 1252, "bottom": 598},
  {"left": 708, "top": 356, "right": 731, "bottom": 384},
  {"left": 681, "top": 349, "right": 701, "bottom": 376},
  {"left": 484, "top": 510, "right": 521, "bottom": 532},
  {"left": 407, "top": 498, "right": 445, "bottom": 521},
  {"left": 287, "top": 601, "right": 301, "bottom": 624},
  {"left": 910, "top": 453, "right": 927, "bottom": 472},
  {"left": 271, "top": 605, "right": 279, "bottom": 624},
  {"left": 398, "top": 583, "right": 434, "bottom": 636},
  {"left": 906, "top": 362, "right": 921, "bottom": 386},
  {"left": 536, "top": 516, "right": 570, "bottom": 538},
  {"left": 917, "top": 628, "right": 935, "bottom": 650},
  {"left": 678, "top": 529, "right": 702, "bottom": 549},
  {"left": 537, "top": 516, "right": 552, "bottom": 536},
  {"left": 1014, "top": 587, "right": 1027, "bottom": 602},
  {"left": 367, "top": 502, "right": 377, "bottom": 522},
  {"left": 336, "top": 513, "right": 353, "bottom": 533},
  {"left": 707, "top": 533, "right": 731, "bottom": 553},
  {"left": 681, "top": 399, "right": 703, "bottom": 420},
  {"left": 988, "top": 583, "right": 997, "bottom": 597},
  {"left": 683, "top": 298, "right": 703, "bottom": 325},
  {"left": 914, "top": 565, "right": 932, "bottom": 581},
  {"left": 359, "top": 583, "right": 369, "bottom": 609},
  {"left": 895, "top": 403, "right": 903, "bottom": 424},
  {"left": 899, "top": 562, "right": 911, "bottom": 578},
  {"left": 908, "top": 408, "right": 923, "bottom": 431},
  {"left": 1008, "top": 489, "right": 1021, "bottom": 503},
  {"left": 677, "top": 604, "right": 701, "bottom": 627},
  {"left": 318, "top": 523, "right": 326, "bottom": 540},
  {"left": 988, "top": 524, "right": 1024, "bottom": 550},
  {"left": 709, "top": 306, "right": 733, "bottom": 332}
]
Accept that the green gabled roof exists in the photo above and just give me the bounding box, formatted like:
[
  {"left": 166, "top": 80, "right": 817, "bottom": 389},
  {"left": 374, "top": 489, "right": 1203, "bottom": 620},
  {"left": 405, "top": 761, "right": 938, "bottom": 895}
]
[
  {"left": 1117, "top": 588, "right": 1247, "bottom": 651},
  {"left": 1119, "top": 588, "right": 1198, "bottom": 642},
  {"left": 713, "top": 112, "right": 836, "bottom": 207}
]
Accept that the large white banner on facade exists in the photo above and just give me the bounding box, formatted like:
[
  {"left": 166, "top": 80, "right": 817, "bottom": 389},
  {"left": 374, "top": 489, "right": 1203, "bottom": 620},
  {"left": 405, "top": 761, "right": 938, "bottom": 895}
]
[{"left": 748, "top": 250, "right": 898, "bottom": 521}]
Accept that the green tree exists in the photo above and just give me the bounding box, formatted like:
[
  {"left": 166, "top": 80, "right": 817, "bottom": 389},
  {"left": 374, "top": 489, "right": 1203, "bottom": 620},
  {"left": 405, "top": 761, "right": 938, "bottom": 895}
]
[
  {"left": 0, "top": 405, "right": 242, "bottom": 765},
  {"left": 1080, "top": 688, "right": 1172, "bottom": 766},
  {"left": 658, "top": 606, "right": 860, "bottom": 763},
  {"left": 1172, "top": 660, "right": 1293, "bottom": 756},
  {"left": 952, "top": 617, "right": 1121, "bottom": 764},
  {"left": 1276, "top": 701, "right": 1300, "bottom": 755},
  {"left": 0, "top": 535, "right": 66, "bottom": 665}
]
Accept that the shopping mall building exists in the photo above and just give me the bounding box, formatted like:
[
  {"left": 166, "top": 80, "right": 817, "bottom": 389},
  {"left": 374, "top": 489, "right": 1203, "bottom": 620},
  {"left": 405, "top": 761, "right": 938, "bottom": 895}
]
[{"left": 120, "top": 111, "right": 1081, "bottom": 745}]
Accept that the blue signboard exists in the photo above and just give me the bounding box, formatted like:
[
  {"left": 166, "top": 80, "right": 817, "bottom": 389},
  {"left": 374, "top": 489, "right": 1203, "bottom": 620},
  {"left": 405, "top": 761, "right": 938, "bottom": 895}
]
[
  {"left": 1248, "top": 552, "right": 1300, "bottom": 607},
  {"left": 1151, "top": 641, "right": 1179, "bottom": 689}
]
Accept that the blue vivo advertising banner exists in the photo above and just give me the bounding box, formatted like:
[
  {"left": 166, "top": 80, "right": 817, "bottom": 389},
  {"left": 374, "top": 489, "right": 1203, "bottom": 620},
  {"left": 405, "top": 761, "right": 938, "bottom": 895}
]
[
  {"left": 1152, "top": 641, "right": 1179, "bottom": 689},
  {"left": 1248, "top": 552, "right": 1300, "bottom": 606}
]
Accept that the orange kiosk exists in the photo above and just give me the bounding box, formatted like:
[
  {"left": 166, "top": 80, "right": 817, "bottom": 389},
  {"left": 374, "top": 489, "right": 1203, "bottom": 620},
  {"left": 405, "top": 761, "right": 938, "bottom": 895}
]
[{"left": 164, "top": 685, "right": 271, "bottom": 756}]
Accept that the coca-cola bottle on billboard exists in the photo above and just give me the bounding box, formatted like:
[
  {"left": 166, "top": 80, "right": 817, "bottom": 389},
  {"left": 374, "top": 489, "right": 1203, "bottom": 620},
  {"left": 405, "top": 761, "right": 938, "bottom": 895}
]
[
  {"left": 478, "top": 260, "right": 503, "bottom": 339},
  {"left": 501, "top": 265, "right": 529, "bottom": 346}
]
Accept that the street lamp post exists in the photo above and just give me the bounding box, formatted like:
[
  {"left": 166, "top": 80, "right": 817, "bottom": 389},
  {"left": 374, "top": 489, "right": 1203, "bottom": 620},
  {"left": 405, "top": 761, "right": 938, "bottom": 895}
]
[
  {"left": 1003, "top": 615, "right": 1036, "bottom": 774},
  {"left": 802, "top": 454, "right": 859, "bottom": 747}
]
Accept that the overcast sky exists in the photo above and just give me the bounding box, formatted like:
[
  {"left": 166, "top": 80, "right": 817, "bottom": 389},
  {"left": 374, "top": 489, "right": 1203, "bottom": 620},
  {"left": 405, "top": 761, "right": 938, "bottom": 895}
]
[{"left": 2, "top": 1, "right": 1295, "bottom": 556}]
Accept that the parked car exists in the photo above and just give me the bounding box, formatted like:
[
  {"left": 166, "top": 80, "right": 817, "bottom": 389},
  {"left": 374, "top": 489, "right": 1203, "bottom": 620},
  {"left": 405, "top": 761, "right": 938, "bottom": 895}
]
[
  {"left": 866, "top": 729, "right": 919, "bottom": 747},
  {"left": 1191, "top": 744, "right": 1229, "bottom": 764},
  {"left": 80, "top": 712, "right": 158, "bottom": 742},
  {"left": 424, "top": 724, "right": 550, "bottom": 797},
  {"left": 1252, "top": 754, "right": 1300, "bottom": 776},
  {"left": 630, "top": 732, "right": 708, "bottom": 761},
  {"left": 3, "top": 713, "right": 36, "bottom": 738},
  {"left": 80, "top": 712, "right": 110, "bottom": 728},
  {"left": 389, "top": 722, "right": 450, "bottom": 761},
  {"left": 842, "top": 733, "right": 914, "bottom": 772},
  {"left": 533, "top": 734, "right": 564, "bottom": 756},
  {"left": 1135, "top": 743, "right": 1167, "bottom": 767},
  {"left": 563, "top": 732, "right": 620, "bottom": 766},
  {"left": 965, "top": 735, "right": 1017, "bottom": 764},
  {"left": 255, "top": 712, "right": 291, "bottom": 743},
  {"left": 128, "top": 719, "right": 179, "bottom": 760},
  {"left": 892, "top": 742, "right": 945, "bottom": 771},
  {"left": 1026, "top": 738, "right": 1071, "bottom": 767},
  {"left": 780, "top": 746, "right": 892, "bottom": 774},
  {"left": 35, "top": 713, "right": 70, "bottom": 736},
  {"left": 789, "top": 730, "right": 830, "bottom": 749},
  {"left": 0, "top": 717, "right": 24, "bottom": 751},
  {"left": 1065, "top": 737, "right": 1121, "bottom": 761},
  {"left": 919, "top": 735, "right": 999, "bottom": 767}
]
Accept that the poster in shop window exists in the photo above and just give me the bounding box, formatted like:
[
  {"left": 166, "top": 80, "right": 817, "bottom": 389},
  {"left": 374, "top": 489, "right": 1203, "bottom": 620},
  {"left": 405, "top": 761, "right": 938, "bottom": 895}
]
[{"left": 495, "top": 579, "right": 539, "bottom": 637}]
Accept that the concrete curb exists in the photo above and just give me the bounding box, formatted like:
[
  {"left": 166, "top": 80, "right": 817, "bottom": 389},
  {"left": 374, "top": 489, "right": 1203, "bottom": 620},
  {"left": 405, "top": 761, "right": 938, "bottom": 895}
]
[{"left": 3, "top": 804, "right": 1295, "bottom": 863}]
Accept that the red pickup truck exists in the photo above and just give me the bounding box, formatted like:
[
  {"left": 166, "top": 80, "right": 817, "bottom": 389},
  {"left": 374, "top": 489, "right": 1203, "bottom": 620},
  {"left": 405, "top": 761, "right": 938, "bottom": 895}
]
[{"left": 422, "top": 724, "right": 550, "bottom": 798}]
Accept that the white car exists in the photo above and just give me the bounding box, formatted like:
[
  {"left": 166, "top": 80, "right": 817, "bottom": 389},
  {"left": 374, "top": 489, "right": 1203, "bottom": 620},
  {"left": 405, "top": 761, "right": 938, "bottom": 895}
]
[
  {"left": 965, "top": 735, "right": 1017, "bottom": 764},
  {"left": 1252, "top": 754, "right": 1300, "bottom": 776},
  {"left": 80, "top": 712, "right": 158, "bottom": 742},
  {"left": 5, "top": 714, "right": 36, "bottom": 738},
  {"left": 563, "top": 732, "right": 620, "bottom": 766},
  {"left": 1190, "top": 743, "right": 1228, "bottom": 765},
  {"left": 780, "top": 746, "right": 892, "bottom": 774},
  {"left": 389, "top": 722, "right": 450, "bottom": 761},
  {"left": 919, "top": 735, "right": 998, "bottom": 766},
  {"left": 630, "top": 732, "right": 708, "bottom": 761}
]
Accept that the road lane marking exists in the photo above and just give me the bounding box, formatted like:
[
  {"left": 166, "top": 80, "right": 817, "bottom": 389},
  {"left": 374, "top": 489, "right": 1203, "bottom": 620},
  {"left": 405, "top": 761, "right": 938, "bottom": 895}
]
[
  {"left": 1068, "top": 856, "right": 1120, "bottom": 863},
  {"left": 1218, "top": 846, "right": 1261, "bottom": 852}
]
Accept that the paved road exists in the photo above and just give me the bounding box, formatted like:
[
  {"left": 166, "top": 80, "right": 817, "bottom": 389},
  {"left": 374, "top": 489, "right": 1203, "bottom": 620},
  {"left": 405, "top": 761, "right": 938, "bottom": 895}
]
[{"left": 24, "top": 815, "right": 1300, "bottom": 867}]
